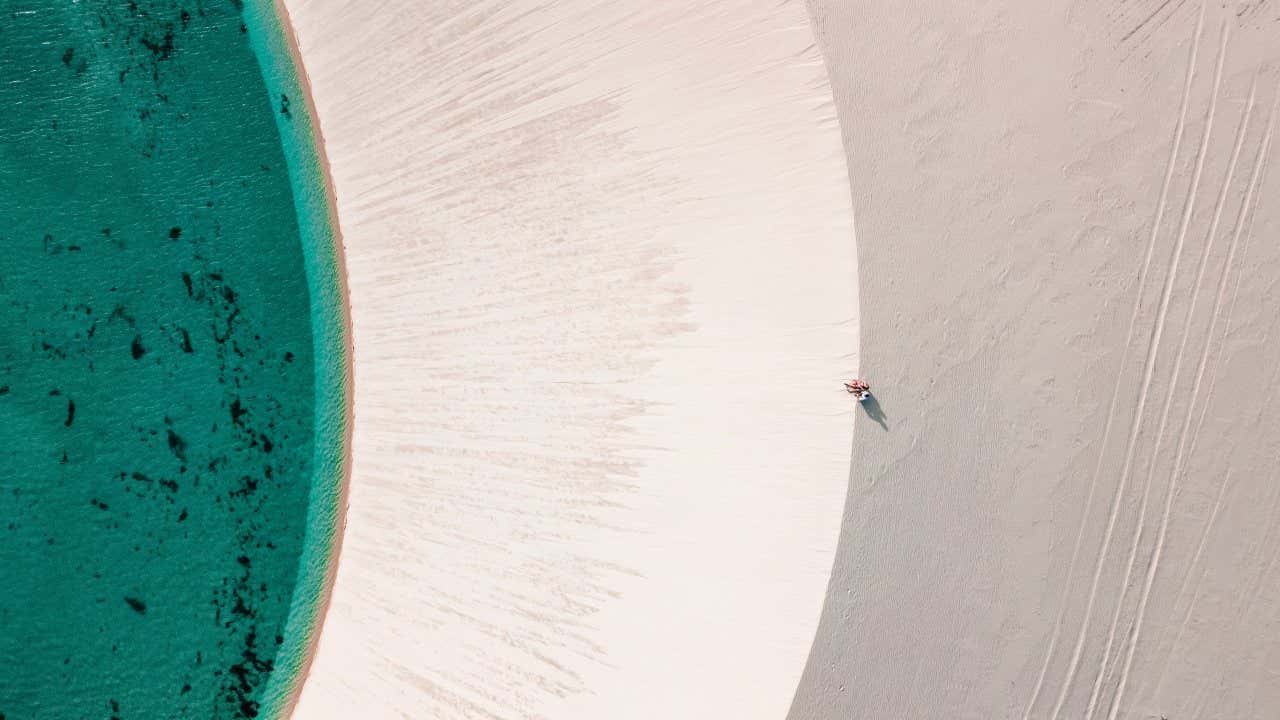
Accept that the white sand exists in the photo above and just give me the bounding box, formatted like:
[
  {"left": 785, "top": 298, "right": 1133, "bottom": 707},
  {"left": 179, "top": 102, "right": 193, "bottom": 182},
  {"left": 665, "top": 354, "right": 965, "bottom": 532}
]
[
  {"left": 793, "top": 1, "right": 1280, "bottom": 719},
  {"left": 280, "top": 1, "right": 857, "bottom": 718}
]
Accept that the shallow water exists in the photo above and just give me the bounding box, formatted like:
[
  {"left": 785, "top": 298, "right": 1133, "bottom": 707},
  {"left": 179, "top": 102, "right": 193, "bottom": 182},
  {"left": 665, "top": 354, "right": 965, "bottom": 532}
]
[{"left": 0, "top": 1, "right": 340, "bottom": 717}]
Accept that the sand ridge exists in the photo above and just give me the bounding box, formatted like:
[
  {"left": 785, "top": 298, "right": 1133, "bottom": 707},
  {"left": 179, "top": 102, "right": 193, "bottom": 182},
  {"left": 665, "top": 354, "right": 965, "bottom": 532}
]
[{"left": 281, "top": 0, "right": 858, "bottom": 718}]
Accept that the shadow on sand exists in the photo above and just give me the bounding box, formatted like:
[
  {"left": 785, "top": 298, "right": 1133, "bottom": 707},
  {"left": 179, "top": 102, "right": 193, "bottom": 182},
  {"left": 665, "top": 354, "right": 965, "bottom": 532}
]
[{"left": 859, "top": 394, "right": 888, "bottom": 431}]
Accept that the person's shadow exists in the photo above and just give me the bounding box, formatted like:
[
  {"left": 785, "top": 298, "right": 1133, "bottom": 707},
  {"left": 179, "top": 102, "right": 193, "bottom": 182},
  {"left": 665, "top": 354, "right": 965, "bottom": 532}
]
[{"left": 860, "top": 393, "right": 888, "bottom": 431}]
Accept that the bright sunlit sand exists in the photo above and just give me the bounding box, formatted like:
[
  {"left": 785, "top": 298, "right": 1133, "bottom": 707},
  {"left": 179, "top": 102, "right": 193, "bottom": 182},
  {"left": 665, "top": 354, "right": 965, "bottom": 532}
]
[{"left": 280, "top": 1, "right": 858, "bottom": 718}]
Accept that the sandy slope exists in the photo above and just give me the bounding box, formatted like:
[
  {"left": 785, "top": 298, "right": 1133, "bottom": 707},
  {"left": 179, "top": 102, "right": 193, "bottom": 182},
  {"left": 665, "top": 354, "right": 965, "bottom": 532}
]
[
  {"left": 279, "top": 1, "right": 858, "bottom": 718},
  {"left": 793, "top": 1, "right": 1280, "bottom": 718}
]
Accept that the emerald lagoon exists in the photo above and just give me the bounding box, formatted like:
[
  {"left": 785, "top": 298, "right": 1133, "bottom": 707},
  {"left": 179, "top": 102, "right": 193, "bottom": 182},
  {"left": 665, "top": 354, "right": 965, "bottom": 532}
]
[{"left": 0, "top": 1, "right": 346, "bottom": 717}]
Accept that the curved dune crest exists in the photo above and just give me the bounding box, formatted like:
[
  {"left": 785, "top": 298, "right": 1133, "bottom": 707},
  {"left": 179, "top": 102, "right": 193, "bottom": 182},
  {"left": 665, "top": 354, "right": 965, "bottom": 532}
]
[{"left": 283, "top": 1, "right": 858, "bottom": 718}]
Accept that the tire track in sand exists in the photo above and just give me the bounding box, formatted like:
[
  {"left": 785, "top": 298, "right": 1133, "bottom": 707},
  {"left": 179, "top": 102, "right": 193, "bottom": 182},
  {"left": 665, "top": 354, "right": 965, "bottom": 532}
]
[
  {"left": 1178, "top": 73, "right": 1278, "bottom": 494},
  {"left": 1106, "top": 73, "right": 1280, "bottom": 720},
  {"left": 1177, "top": 105, "right": 1280, "bottom": 717},
  {"left": 1048, "top": 13, "right": 1226, "bottom": 720},
  {"left": 1146, "top": 70, "right": 1276, "bottom": 707},
  {"left": 1144, "top": 468, "right": 1233, "bottom": 705},
  {"left": 1181, "top": 471, "right": 1280, "bottom": 718},
  {"left": 1020, "top": 7, "right": 1206, "bottom": 717},
  {"left": 1083, "top": 55, "right": 1251, "bottom": 720}
]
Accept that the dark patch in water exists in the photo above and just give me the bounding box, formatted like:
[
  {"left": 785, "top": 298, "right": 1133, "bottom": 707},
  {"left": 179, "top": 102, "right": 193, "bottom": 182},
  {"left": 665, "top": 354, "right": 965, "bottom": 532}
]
[
  {"left": 139, "top": 26, "right": 176, "bottom": 61},
  {"left": 165, "top": 429, "right": 187, "bottom": 462},
  {"left": 230, "top": 398, "right": 247, "bottom": 426}
]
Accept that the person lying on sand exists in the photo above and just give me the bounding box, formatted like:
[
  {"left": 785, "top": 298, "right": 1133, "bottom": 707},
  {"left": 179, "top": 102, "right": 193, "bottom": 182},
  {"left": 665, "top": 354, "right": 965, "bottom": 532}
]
[{"left": 843, "top": 379, "right": 870, "bottom": 401}]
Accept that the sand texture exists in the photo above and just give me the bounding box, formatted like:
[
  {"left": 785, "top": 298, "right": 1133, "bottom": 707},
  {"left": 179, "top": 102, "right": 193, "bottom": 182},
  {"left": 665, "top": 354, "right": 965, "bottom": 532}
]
[
  {"left": 279, "top": 1, "right": 858, "bottom": 718},
  {"left": 793, "top": 1, "right": 1280, "bottom": 719}
]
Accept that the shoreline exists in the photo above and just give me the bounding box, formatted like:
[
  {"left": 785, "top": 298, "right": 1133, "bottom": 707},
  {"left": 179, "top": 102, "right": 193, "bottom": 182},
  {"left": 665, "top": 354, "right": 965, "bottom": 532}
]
[{"left": 240, "top": 1, "right": 355, "bottom": 718}]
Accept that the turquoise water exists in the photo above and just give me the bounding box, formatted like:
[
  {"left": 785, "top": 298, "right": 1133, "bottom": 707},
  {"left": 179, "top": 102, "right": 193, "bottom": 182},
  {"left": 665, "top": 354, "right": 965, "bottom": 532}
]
[{"left": 0, "top": 1, "right": 347, "bottom": 718}]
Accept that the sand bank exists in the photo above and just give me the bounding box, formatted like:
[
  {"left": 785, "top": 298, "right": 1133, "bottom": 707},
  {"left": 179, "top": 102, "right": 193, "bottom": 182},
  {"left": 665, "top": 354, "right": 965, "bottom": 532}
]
[
  {"left": 794, "top": 1, "right": 1280, "bottom": 718},
  {"left": 281, "top": 1, "right": 857, "bottom": 718}
]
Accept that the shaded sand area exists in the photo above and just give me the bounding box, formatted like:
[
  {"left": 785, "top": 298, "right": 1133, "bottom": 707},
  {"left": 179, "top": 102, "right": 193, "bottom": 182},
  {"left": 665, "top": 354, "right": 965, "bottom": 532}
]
[
  {"left": 280, "top": 1, "right": 857, "bottom": 718},
  {"left": 793, "top": 1, "right": 1280, "bottom": 719}
]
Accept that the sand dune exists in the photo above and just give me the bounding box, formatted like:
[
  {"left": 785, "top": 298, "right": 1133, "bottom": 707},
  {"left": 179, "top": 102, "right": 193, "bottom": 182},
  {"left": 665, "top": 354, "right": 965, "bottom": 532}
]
[
  {"left": 280, "top": 1, "right": 857, "bottom": 718},
  {"left": 793, "top": 1, "right": 1280, "bottom": 718}
]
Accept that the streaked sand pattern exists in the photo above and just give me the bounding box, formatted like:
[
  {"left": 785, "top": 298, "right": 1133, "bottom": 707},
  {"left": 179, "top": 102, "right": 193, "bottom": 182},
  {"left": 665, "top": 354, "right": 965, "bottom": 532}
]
[
  {"left": 281, "top": 1, "right": 858, "bottom": 718},
  {"left": 794, "top": 1, "right": 1280, "bottom": 719}
]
